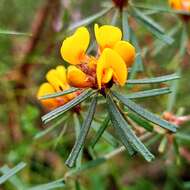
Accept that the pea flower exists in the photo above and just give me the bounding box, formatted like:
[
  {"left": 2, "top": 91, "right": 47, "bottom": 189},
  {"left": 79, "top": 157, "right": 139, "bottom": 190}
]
[
  {"left": 169, "top": 0, "right": 190, "bottom": 11},
  {"left": 60, "top": 24, "right": 136, "bottom": 90},
  {"left": 37, "top": 66, "right": 77, "bottom": 110}
]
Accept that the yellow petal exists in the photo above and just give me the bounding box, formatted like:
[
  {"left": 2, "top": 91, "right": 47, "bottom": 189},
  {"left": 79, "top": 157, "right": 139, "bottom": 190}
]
[
  {"left": 46, "top": 67, "right": 69, "bottom": 91},
  {"left": 94, "top": 24, "right": 122, "bottom": 51},
  {"left": 60, "top": 27, "right": 90, "bottom": 64},
  {"left": 37, "top": 83, "right": 58, "bottom": 110},
  {"left": 97, "top": 48, "right": 127, "bottom": 89},
  {"left": 56, "top": 65, "right": 67, "bottom": 84},
  {"left": 102, "top": 68, "right": 113, "bottom": 84},
  {"left": 113, "top": 40, "right": 136, "bottom": 67},
  {"left": 67, "top": 66, "right": 92, "bottom": 88},
  {"left": 169, "top": 0, "right": 182, "bottom": 10}
]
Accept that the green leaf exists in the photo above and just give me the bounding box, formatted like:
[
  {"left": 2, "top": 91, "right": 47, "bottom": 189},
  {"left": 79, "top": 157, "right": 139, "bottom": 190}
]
[
  {"left": 106, "top": 92, "right": 154, "bottom": 161},
  {"left": 125, "top": 87, "right": 171, "bottom": 99},
  {"left": 0, "top": 29, "right": 32, "bottom": 36},
  {"left": 127, "top": 112, "right": 153, "bottom": 132},
  {"left": 175, "top": 133, "right": 190, "bottom": 143},
  {"left": 132, "top": 4, "right": 190, "bottom": 16},
  {"left": 113, "top": 92, "right": 177, "bottom": 132},
  {"left": 126, "top": 73, "right": 180, "bottom": 84},
  {"left": 0, "top": 162, "right": 26, "bottom": 185},
  {"left": 91, "top": 123, "right": 119, "bottom": 148},
  {"left": 167, "top": 71, "right": 180, "bottom": 112},
  {"left": 132, "top": 8, "right": 174, "bottom": 44},
  {"left": 39, "top": 88, "right": 80, "bottom": 100},
  {"left": 91, "top": 115, "right": 110, "bottom": 148},
  {"left": 132, "top": 7, "right": 165, "bottom": 33},
  {"left": 42, "top": 89, "right": 96, "bottom": 124},
  {"left": 0, "top": 166, "right": 26, "bottom": 190},
  {"left": 68, "top": 6, "right": 113, "bottom": 31},
  {"left": 122, "top": 10, "right": 130, "bottom": 41},
  {"left": 129, "top": 28, "right": 144, "bottom": 79},
  {"left": 65, "top": 94, "right": 98, "bottom": 168},
  {"left": 28, "top": 178, "right": 65, "bottom": 190}
]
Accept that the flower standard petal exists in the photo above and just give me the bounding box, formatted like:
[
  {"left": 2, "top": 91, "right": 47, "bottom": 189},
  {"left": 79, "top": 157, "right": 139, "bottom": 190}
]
[
  {"left": 60, "top": 27, "right": 90, "bottom": 64},
  {"left": 113, "top": 40, "right": 136, "bottom": 67},
  {"left": 67, "top": 66, "right": 92, "bottom": 88},
  {"left": 94, "top": 24, "right": 122, "bottom": 51},
  {"left": 37, "top": 83, "right": 58, "bottom": 110}
]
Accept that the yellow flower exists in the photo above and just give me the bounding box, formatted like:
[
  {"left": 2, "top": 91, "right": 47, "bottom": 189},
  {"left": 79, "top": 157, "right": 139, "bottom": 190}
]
[
  {"left": 37, "top": 66, "right": 77, "bottom": 110},
  {"left": 60, "top": 24, "right": 136, "bottom": 89},
  {"left": 169, "top": 0, "right": 190, "bottom": 11}
]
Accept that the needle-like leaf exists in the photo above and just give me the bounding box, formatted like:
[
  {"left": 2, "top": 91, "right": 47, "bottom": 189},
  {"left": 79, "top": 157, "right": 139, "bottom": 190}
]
[
  {"left": 68, "top": 6, "right": 113, "bottom": 31},
  {"left": 39, "top": 88, "right": 80, "bottom": 100},
  {"left": 126, "top": 73, "right": 180, "bottom": 84},
  {"left": 42, "top": 89, "right": 96, "bottom": 124},
  {"left": 125, "top": 87, "right": 171, "bottom": 99},
  {"left": 65, "top": 94, "right": 98, "bottom": 168},
  {"left": 113, "top": 92, "right": 177, "bottom": 132},
  {"left": 0, "top": 162, "right": 26, "bottom": 185},
  {"left": 107, "top": 92, "right": 155, "bottom": 161},
  {"left": 28, "top": 178, "right": 65, "bottom": 190}
]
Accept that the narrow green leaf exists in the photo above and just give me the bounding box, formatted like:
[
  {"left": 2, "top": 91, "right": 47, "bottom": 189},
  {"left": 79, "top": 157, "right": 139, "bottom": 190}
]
[
  {"left": 68, "top": 6, "right": 113, "bottom": 31},
  {"left": 107, "top": 92, "right": 154, "bottom": 161},
  {"left": 122, "top": 10, "right": 130, "bottom": 41},
  {"left": 0, "top": 29, "right": 32, "bottom": 36},
  {"left": 0, "top": 166, "right": 26, "bottom": 190},
  {"left": 132, "top": 8, "right": 165, "bottom": 33},
  {"left": 132, "top": 4, "right": 190, "bottom": 16},
  {"left": 132, "top": 8, "right": 174, "bottom": 44},
  {"left": 167, "top": 74, "right": 180, "bottom": 112},
  {"left": 39, "top": 88, "right": 80, "bottom": 100},
  {"left": 42, "top": 89, "right": 96, "bottom": 124},
  {"left": 0, "top": 162, "right": 26, "bottom": 185},
  {"left": 127, "top": 112, "right": 153, "bottom": 132},
  {"left": 125, "top": 87, "right": 171, "bottom": 99},
  {"left": 92, "top": 123, "right": 119, "bottom": 147},
  {"left": 65, "top": 94, "right": 98, "bottom": 168},
  {"left": 129, "top": 28, "right": 144, "bottom": 78},
  {"left": 73, "top": 114, "right": 83, "bottom": 168},
  {"left": 28, "top": 178, "right": 65, "bottom": 190},
  {"left": 113, "top": 92, "right": 177, "bottom": 132},
  {"left": 111, "top": 9, "right": 119, "bottom": 25},
  {"left": 175, "top": 133, "right": 190, "bottom": 143},
  {"left": 91, "top": 115, "right": 110, "bottom": 148},
  {"left": 126, "top": 73, "right": 180, "bottom": 84}
]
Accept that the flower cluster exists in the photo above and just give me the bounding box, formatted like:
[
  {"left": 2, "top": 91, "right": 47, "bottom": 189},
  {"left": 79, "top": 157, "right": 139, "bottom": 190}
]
[
  {"left": 37, "top": 24, "right": 136, "bottom": 109},
  {"left": 169, "top": 0, "right": 190, "bottom": 11}
]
